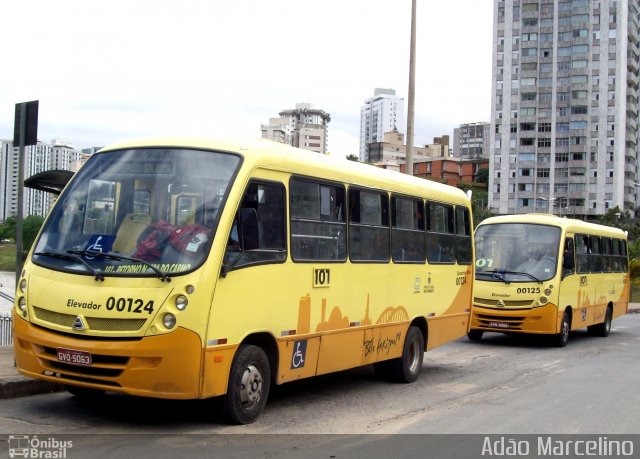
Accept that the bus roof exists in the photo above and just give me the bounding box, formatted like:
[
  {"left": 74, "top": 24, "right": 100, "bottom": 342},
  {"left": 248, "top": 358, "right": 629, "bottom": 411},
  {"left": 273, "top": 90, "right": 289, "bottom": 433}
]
[
  {"left": 477, "top": 213, "right": 627, "bottom": 239},
  {"left": 97, "top": 136, "right": 471, "bottom": 205}
]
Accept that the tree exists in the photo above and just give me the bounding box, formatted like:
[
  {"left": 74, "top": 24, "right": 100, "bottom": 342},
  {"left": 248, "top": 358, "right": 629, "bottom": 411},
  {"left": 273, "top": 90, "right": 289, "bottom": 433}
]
[
  {"left": 0, "top": 215, "right": 44, "bottom": 253},
  {"left": 22, "top": 216, "right": 45, "bottom": 252},
  {"left": 0, "top": 217, "right": 16, "bottom": 241},
  {"left": 475, "top": 168, "right": 489, "bottom": 184},
  {"left": 346, "top": 154, "right": 359, "bottom": 162}
]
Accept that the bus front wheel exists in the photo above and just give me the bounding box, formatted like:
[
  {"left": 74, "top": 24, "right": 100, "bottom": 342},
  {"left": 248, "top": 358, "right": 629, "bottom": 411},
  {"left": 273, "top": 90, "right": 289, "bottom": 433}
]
[
  {"left": 222, "top": 344, "right": 271, "bottom": 424},
  {"left": 588, "top": 306, "right": 613, "bottom": 337},
  {"left": 65, "top": 385, "right": 105, "bottom": 398},
  {"left": 374, "top": 326, "right": 424, "bottom": 383},
  {"left": 553, "top": 311, "right": 571, "bottom": 347},
  {"left": 467, "top": 329, "right": 483, "bottom": 341}
]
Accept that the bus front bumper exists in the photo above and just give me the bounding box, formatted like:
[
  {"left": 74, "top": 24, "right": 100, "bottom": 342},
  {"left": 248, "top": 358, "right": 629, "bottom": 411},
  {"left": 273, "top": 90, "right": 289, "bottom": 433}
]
[
  {"left": 469, "top": 302, "right": 559, "bottom": 335},
  {"left": 12, "top": 309, "right": 203, "bottom": 399}
]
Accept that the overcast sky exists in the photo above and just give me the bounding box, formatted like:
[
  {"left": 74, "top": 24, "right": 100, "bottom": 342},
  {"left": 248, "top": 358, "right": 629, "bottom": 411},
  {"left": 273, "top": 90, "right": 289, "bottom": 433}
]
[{"left": 1, "top": 0, "right": 493, "bottom": 158}]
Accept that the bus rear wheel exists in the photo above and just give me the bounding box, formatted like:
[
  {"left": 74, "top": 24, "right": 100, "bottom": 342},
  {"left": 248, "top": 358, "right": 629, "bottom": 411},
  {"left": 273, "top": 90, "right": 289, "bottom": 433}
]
[
  {"left": 552, "top": 311, "right": 571, "bottom": 347},
  {"left": 222, "top": 344, "right": 271, "bottom": 424},
  {"left": 374, "top": 326, "right": 424, "bottom": 383},
  {"left": 588, "top": 306, "right": 613, "bottom": 337}
]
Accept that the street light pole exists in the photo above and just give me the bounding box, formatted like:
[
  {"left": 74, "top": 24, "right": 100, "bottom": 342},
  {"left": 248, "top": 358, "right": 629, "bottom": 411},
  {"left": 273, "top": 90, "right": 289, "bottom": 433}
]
[
  {"left": 541, "top": 197, "right": 556, "bottom": 214},
  {"left": 405, "top": 0, "right": 416, "bottom": 176}
]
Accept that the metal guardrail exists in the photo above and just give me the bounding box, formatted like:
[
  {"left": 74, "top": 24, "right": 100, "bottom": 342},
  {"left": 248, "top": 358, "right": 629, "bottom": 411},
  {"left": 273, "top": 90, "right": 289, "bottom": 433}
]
[{"left": 0, "top": 314, "right": 11, "bottom": 346}]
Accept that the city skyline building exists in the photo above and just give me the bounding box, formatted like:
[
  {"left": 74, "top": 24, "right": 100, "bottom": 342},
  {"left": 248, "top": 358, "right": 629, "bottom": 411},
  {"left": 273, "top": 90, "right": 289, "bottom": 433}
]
[
  {"left": 453, "top": 122, "right": 491, "bottom": 159},
  {"left": 261, "top": 103, "right": 331, "bottom": 154},
  {"left": 490, "top": 0, "right": 640, "bottom": 217},
  {"left": 0, "top": 139, "right": 86, "bottom": 221},
  {"left": 359, "top": 88, "right": 405, "bottom": 162}
]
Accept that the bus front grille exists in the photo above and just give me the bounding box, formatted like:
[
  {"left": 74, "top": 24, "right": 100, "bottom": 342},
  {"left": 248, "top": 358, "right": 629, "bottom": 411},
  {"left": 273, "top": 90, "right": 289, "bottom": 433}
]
[
  {"left": 475, "top": 313, "right": 525, "bottom": 330},
  {"left": 33, "top": 306, "right": 146, "bottom": 332},
  {"left": 473, "top": 297, "right": 534, "bottom": 308},
  {"left": 38, "top": 346, "right": 129, "bottom": 380}
]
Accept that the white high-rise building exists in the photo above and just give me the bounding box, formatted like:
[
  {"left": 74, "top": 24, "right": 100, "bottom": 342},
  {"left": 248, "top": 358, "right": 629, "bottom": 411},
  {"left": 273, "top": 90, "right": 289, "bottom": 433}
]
[
  {"left": 359, "top": 88, "right": 405, "bottom": 162},
  {"left": 261, "top": 103, "right": 331, "bottom": 154},
  {"left": 490, "top": 0, "right": 640, "bottom": 217},
  {"left": 0, "top": 139, "right": 85, "bottom": 221}
]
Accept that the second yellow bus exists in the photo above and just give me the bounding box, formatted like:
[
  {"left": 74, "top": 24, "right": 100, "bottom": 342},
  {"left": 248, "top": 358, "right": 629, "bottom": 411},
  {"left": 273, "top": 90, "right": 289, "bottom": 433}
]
[{"left": 470, "top": 214, "right": 629, "bottom": 347}]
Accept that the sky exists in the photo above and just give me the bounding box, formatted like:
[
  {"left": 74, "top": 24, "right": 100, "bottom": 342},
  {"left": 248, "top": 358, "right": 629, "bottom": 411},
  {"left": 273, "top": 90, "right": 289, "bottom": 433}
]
[{"left": 1, "top": 0, "right": 493, "bottom": 158}]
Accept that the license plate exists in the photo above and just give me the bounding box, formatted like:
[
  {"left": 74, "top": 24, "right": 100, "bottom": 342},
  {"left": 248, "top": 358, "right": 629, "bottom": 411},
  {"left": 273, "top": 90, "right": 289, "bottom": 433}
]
[
  {"left": 56, "top": 348, "right": 92, "bottom": 367},
  {"left": 489, "top": 321, "right": 509, "bottom": 329}
]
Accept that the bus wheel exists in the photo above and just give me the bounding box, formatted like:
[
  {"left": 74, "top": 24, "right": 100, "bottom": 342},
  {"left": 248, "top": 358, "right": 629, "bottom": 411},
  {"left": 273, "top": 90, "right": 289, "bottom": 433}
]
[
  {"left": 553, "top": 311, "right": 571, "bottom": 347},
  {"left": 374, "top": 326, "right": 424, "bottom": 383},
  {"left": 467, "top": 329, "right": 483, "bottom": 341},
  {"left": 65, "top": 385, "right": 105, "bottom": 398},
  {"left": 588, "top": 306, "right": 613, "bottom": 337},
  {"left": 222, "top": 344, "right": 271, "bottom": 424}
]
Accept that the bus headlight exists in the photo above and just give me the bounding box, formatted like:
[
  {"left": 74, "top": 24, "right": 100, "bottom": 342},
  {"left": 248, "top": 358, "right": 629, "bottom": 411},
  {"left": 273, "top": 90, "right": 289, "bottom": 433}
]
[
  {"left": 163, "top": 313, "right": 177, "bottom": 329},
  {"left": 539, "top": 297, "right": 548, "bottom": 305},
  {"left": 19, "top": 279, "right": 27, "bottom": 293},
  {"left": 544, "top": 288, "right": 552, "bottom": 296},
  {"left": 18, "top": 297, "right": 27, "bottom": 317},
  {"left": 175, "top": 295, "right": 188, "bottom": 311}
]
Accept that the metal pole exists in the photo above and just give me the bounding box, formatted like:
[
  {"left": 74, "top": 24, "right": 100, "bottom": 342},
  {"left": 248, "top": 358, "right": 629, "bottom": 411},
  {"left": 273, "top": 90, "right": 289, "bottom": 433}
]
[
  {"left": 405, "top": 0, "right": 416, "bottom": 176},
  {"left": 15, "top": 104, "right": 26, "bottom": 287}
]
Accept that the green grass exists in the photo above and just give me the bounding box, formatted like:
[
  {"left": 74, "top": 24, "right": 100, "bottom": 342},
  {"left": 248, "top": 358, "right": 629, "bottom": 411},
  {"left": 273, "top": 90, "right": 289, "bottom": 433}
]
[{"left": 0, "top": 244, "right": 17, "bottom": 271}]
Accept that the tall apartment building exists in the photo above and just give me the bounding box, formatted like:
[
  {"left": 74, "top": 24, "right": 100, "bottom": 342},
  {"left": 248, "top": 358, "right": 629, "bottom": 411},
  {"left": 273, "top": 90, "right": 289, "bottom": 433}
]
[
  {"left": 359, "top": 88, "right": 405, "bottom": 162},
  {"left": 490, "top": 0, "right": 640, "bottom": 217},
  {"left": 0, "top": 139, "right": 86, "bottom": 221},
  {"left": 453, "top": 122, "right": 491, "bottom": 159},
  {"left": 261, "top": 103, "right": 331, "bottom": 154}
]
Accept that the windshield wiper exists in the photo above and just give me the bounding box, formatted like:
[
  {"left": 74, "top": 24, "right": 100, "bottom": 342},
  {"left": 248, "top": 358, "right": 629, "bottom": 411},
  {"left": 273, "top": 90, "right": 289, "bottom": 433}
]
[
  {"left": 67, "top": 250, "right": 171, "bottom": 282},
  {"left": 479, "top": 269, "right": 542, "bottom": 284},
  {"left": 35, "top": 251, "right": 105, "bottom": 281}
]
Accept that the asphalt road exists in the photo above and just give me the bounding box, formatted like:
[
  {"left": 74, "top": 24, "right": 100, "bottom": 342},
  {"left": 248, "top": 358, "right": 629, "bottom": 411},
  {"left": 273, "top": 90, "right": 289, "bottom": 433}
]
[{"left": 0, "top": 314, "right": 638, "bottom": 457}]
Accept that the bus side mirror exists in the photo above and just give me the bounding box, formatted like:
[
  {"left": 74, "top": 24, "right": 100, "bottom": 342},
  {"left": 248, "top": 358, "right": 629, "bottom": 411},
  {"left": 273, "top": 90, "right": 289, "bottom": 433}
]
[{"left": 239, "top": 208, "right": 259, "bottom": 250}]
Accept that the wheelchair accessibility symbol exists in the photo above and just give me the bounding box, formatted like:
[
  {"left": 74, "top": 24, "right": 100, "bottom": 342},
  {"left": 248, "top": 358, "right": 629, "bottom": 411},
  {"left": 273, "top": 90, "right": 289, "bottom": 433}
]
[{"left": 291, "top": 340, "right": 307, "bottom": 369}]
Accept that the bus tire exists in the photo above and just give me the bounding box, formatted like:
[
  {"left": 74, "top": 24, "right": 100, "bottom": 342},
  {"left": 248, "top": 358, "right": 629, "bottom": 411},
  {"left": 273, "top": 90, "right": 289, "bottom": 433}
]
[
  {"left": 374, "top": 326, "right": 424, "bottom": 383},
  {"left": 588, "top": 306, "right": 613, "bottom": 337},
  {"left": 467, "top": 329, "right": 483, "bottom": 341},
  {"left": 65, "top": 385, "right": 105, "bottom": 398},
  {"left": 553, "top": 311, "right": 571, "bottom": 347},
  {"left": 222, "top": 344, "right": 271, "bottom": 424}
]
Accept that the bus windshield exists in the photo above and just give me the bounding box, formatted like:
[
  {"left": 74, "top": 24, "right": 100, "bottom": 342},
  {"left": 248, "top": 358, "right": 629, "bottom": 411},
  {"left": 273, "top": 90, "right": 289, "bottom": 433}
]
[
  {"left": 475, "top": 223, "right": 561, "bottom": 282},
  {"left": 33, "top": 147, "right": 241, "bottom": 277}
]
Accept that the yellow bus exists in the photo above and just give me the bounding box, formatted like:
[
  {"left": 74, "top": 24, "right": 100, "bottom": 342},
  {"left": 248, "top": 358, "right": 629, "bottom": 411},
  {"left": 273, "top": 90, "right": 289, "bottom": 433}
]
[
  {"left": 13, "top": 137, "right": 474, "bottom": 423},
  {"left": 470, "top": 214, "right": 629, "bottom": 347}
]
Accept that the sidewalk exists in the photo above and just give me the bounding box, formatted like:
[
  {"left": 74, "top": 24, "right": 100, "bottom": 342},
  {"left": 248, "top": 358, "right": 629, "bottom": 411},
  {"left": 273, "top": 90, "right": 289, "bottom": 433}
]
[{"left": 1, "top": 304, "right": 639, "bottom": 399}]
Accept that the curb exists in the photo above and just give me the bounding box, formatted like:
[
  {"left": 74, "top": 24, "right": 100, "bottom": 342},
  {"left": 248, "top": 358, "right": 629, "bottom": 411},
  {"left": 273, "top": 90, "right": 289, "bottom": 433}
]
[{"left": 0, "top": 375, "right": 63, "bottom": 399}]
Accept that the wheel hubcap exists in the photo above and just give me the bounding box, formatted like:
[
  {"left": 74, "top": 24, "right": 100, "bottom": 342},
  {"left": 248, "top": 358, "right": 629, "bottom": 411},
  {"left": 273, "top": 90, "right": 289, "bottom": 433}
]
[
  {"left": 562, "top": 320, "right": 569, "bottom": 340},
  {"left": 240, "top": 364, "right": 263, "bottom": 408},
  {"left": 408, "top": 338, "right": 420, "bottom": 374}
]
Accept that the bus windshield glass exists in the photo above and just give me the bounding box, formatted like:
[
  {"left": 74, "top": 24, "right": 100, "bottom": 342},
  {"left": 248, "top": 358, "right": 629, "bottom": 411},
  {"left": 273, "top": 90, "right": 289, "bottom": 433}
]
[
  {"left": 475, "top": 223, "right": 561, "bottom": 282},
  {"left": 33, "top": 147, "right": 241, "bottom": 277}
]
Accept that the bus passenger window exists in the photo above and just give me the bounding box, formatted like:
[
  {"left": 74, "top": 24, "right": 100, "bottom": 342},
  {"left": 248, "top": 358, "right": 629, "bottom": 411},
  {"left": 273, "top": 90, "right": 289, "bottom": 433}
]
[
  {"left": 348, "top": 189, "right": 389, "bottom": 262},
  {"left": 575, "top": 234, "right": 590, "bottom": 273},
  {"left": 455, "top": 207, "right": 472, "bottom": 264},
  {"left": 426, "top": 202, "right": 455, "bottom": 264},
  {"left": 290, "top": 179, "right": 346, "bottom": 261},
  {"left": 391, "top": 196, "right": 425, "bottom": 263},
  {"left": 223, "top": 181, "right": 286, "bottom": 272},
  {"left": 562, "top": 238, "right": 575, "bottom": 276}
]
